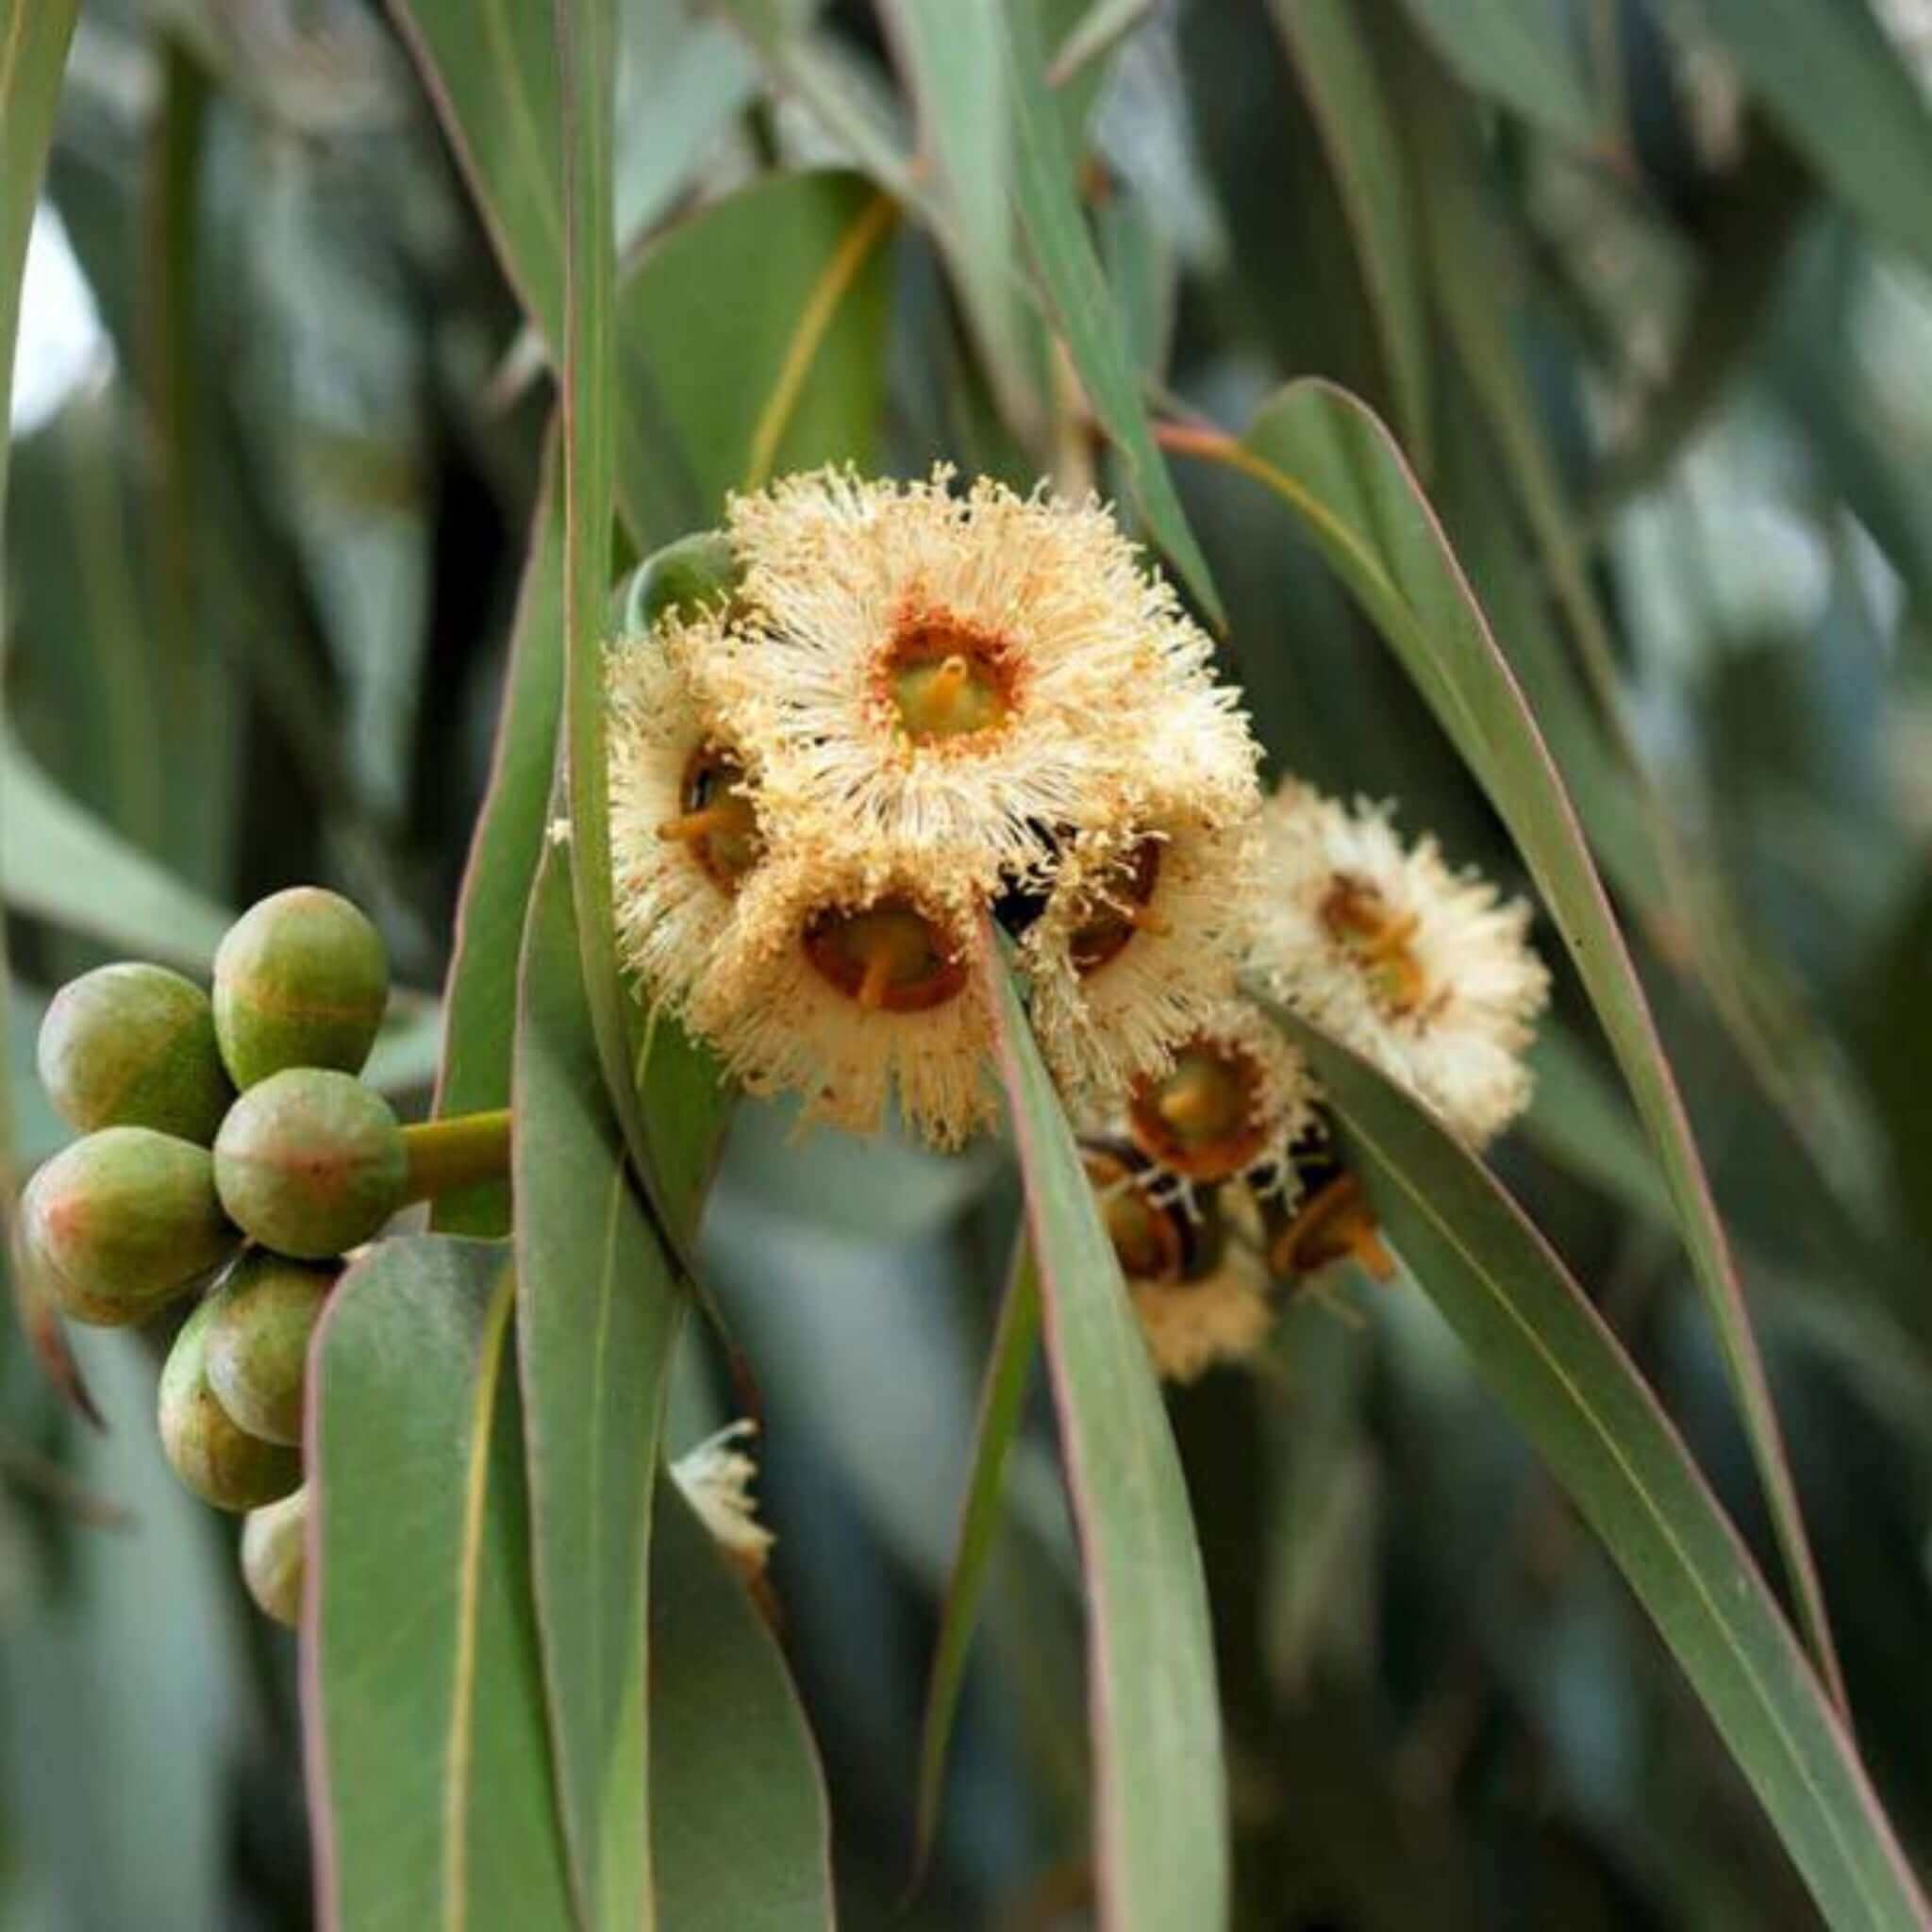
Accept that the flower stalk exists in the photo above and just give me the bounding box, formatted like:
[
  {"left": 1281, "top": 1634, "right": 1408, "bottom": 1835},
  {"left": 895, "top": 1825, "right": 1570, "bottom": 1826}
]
[{"left": 399, "top": 1108, "right": 513, "bottom": 1204}]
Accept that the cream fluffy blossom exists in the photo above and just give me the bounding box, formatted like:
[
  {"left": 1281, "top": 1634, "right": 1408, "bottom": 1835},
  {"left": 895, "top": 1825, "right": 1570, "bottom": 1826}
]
[
  {"left": 1128, "top": 1253, "right": 1274, "bottom": 1383},
  {"left": 1023, "top": 797, "right": 1261, "bottom": 1104},
  {"left": 688, "top": 835, "right": 997, "bottom": 1148},
  {"left": 671, "top": 1422, "right": 774, "bottom": 1582},
  {"left": 709, "top": 465, "right": 1250, "bottom": 892},
  {"left": 608, "top": 608, "right": 765, "bottom": 1018},
  {"left": 1251, "top": 784, "right": 1549, "bottom": 1146}
]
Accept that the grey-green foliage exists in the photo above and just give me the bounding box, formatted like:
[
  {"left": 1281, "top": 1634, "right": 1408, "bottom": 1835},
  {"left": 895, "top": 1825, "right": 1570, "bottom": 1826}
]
[{"left": 5, "top": 0, "right": 1932, "bottom": 1925}]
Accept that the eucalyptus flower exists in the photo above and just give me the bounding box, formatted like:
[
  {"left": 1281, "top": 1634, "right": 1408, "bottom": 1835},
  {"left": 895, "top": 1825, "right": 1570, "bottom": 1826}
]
[{"left": 1251, "top": 784, "right": 1549, "bottom": 1146}]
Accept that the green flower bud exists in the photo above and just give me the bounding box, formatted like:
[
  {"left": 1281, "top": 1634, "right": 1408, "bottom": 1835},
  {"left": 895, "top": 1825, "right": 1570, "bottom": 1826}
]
[
  {"left": 158, "top": 1298, "right": 302, "bottom": 1511},
  {"left": 615, "top": 529, "right": 741, "bottom": 637},
  {"left": 204, "top": 1253, "right": 335, "bottom": 1445},
  {"left": 212, "top": 1069, "right": 406, "bottom": 1259},
  {"left": 37, "top": 963, "right": 235, "bottom": 1144},
  {"left": 241, "top": 1487, "right": 308, "bottom": 1628},
  {"left": 212, "top": 887, "right": 389, "bottom": 1089},
  {"left": 25, "top": 1129, "right": 238, "bottom": 1325}
]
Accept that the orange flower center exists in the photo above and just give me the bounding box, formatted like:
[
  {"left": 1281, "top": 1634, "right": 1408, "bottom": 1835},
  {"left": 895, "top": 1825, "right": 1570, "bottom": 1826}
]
[
  {"left": 658, "top": 748, "right": 761, "bottom": 891},
  {"left": 1126, "top": 1038, "right": 1271, "bottom": 1182},
  {"left": 1319, "top": 874, "right": 1425, "bottom": 1013},
  {"left": 1068, "top": 838, "right": 1169, "bottom": 974},
  {"left": 1082, "top": 1148, "right": 1186, "bottom": 1283},
  {"left": 882, "top": 612, "right": 1016, "bottom": 743},
  {"left": 802, "top": 896, "right": 967, "bottom": 1013}
]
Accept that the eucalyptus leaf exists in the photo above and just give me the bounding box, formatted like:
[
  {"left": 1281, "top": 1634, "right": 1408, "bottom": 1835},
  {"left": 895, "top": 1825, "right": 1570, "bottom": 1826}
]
[
  {"left": 614, "top": 169, "right": 894, "bottom": 547},
  {"left": 985, "top": 936, "right": 1227, "bottom": 1931},
  {"left": 1269, "top": 1002, "right": 1932, "bottom": 1932},
  {"left": 434, "top": 432, "right": 564, "bottom": 1238},
  {"left": 1264, "top": 0, "right": 1431, "bottom": 465},
  {"left": 1, "top": 735, "right": 233, "bottom": 972},
  {"left": 308, "top": 1237, "right": 576, "bottom": 1932},
  {"left": 650, "top": 1475, "right": 835, "bottom": 1928},
  {"left": 513, "top": 837, "right": 681, "bottom": 1924},
  {"left": 1687, "top": 0, "right": 1932, "bottom": 276},
  {"left": 911, "top": 1241, "right": 1041, "bottom": 1877},
  {"left": 999, "top": 0, "right": 1221, "bottom": 624},
  {"left": 1393, "top": 0, "right": 1599, "bottom": 148}
]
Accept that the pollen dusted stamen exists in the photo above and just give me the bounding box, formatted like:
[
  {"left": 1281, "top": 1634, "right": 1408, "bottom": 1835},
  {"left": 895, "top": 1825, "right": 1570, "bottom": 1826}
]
[
  {"left": 1321, "top": 874, "right": 1427, "bottom": 1013},
  {"left": 1127, "top": 1040, "right": 1271, "bottom": 1181},
  {"left": 662, "top": 748, "right": 762, "bottom": 891},
  {"left": 882, "top": 613, "right": 1016, "bottom": 743},
  {"left": 802, "top": 897, "right": 969, "bottom": 1014}
]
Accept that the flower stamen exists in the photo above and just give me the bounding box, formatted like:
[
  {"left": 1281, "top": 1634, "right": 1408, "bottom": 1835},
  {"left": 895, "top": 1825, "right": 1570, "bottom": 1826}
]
[
  {"left": 659, "top": 749, "right": 761, "bottom": 891},
  {"left": 1320, "top": 874, "right": 1426, "bottom": 1013},
  {"left": 1127, "top": 1038, "right": 1271, "bottom": 1180}
]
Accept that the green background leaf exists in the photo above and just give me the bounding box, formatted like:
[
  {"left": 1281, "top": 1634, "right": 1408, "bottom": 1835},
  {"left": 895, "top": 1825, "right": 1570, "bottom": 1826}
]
[
  {"left": 513, "top": 840, "right": 679, "bottom": 1927},
  {"left": 308, "top": 1237, "right": 575, "bottom": 1932},
  {"left": 986, "top": 938, "right": 1227, "bottom": 1932},
  {"left": 1272, "top": 1001, "right": 1932, "bottom": 1932}
]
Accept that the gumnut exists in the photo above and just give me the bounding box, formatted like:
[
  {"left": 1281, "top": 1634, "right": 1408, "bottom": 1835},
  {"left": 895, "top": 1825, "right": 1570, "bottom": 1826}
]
[
  {"left": 212, "top": 1069, "right": 406, "bottom": 1259},
  {"left": 158, "top": 1296, "right": 303, "bottom": 1511},
  {"left": 37, "top": 962, "right": 235, "bottom": 1144},
  {"left": 616, "top": 528, "right": 741, "bottom": 635},
  {"left": 241, "top": 1487, "right": 308, "bottom": 1628},
  {"left": 212, "top": 887, "right": 389, "bottom": 1089},
  {"left": 24, "top": 1128, "right": 237, "bottom": 1325},
  {"left": 205, "top": 1252, "right": 336, "bottom": 1445}
]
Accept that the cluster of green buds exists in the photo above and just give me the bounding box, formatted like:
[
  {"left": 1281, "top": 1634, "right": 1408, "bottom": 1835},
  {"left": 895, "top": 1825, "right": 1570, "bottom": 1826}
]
[{"left": 21, "top": 888, "right": 441, "bottom": 1627}]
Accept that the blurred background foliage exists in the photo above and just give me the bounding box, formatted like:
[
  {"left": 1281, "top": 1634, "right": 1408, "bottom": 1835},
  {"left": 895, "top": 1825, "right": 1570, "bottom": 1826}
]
[{"left": 5, "top": 0, "right": 1932, "bottom": 1925}]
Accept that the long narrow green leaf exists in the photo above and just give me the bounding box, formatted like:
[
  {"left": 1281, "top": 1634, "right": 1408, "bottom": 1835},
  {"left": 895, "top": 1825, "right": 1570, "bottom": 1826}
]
[
  {"left": 1687, "top": 0, "right": 1932, "bottom": 276},
  {"left": 613, "top": 169, "right": 894, "bottom": 547},
  {"left": 1264, "top": 0, "right": 1431, "bottom": 467},
  {"left": 385, "top": 0, "right": 565, "bottom": 346},
  {"left": 1393, "top": 0, "right": 1599, "bottom": 147},
  {"left": 650, "top": 1477, "right": 836, "bottom": 1928},
  {"left": 307, "top": 1237, "right": 576, "bottom": 1932},
  {"left": 997, "top": 0, "right": 1221, "bottom": 624},
  {"left": 1266, "top": 1003, "right": 1932, "bottom": 1932},
  {"left": 910, "top": 1241, "right": 1042, "bottom": 1878},
  {"left": 1, "top": 1, "right": 78, "bottom": 544},
  {"left": 1171, "top": 379, "right": 1845, "bottom": 1711},
  {"left": 877, "top": 0, "right": 1043, "bottom": 441},
  {"left": 984, "top": 935, "right": 1226, "bottom": 1932},
  {"left": 434, "top": 433, "right": 565, "bottom": 1238},
  {"left": 552, "top": 0, "right": 673, "bottom": 1244},
  {"left": 1, "top": 734, "right": 232, "bottom": 972},
  {"left": 3, "top": 0, "right": 85, "bottom": 1416},
  {"left": 514, "top": 841, "right": 679, "bottom": 1928}
]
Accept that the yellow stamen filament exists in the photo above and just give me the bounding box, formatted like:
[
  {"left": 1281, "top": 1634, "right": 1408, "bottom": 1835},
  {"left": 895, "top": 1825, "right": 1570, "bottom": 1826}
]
[{"left": 658, "top": 803, "right": 740, "bottom": 843}]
